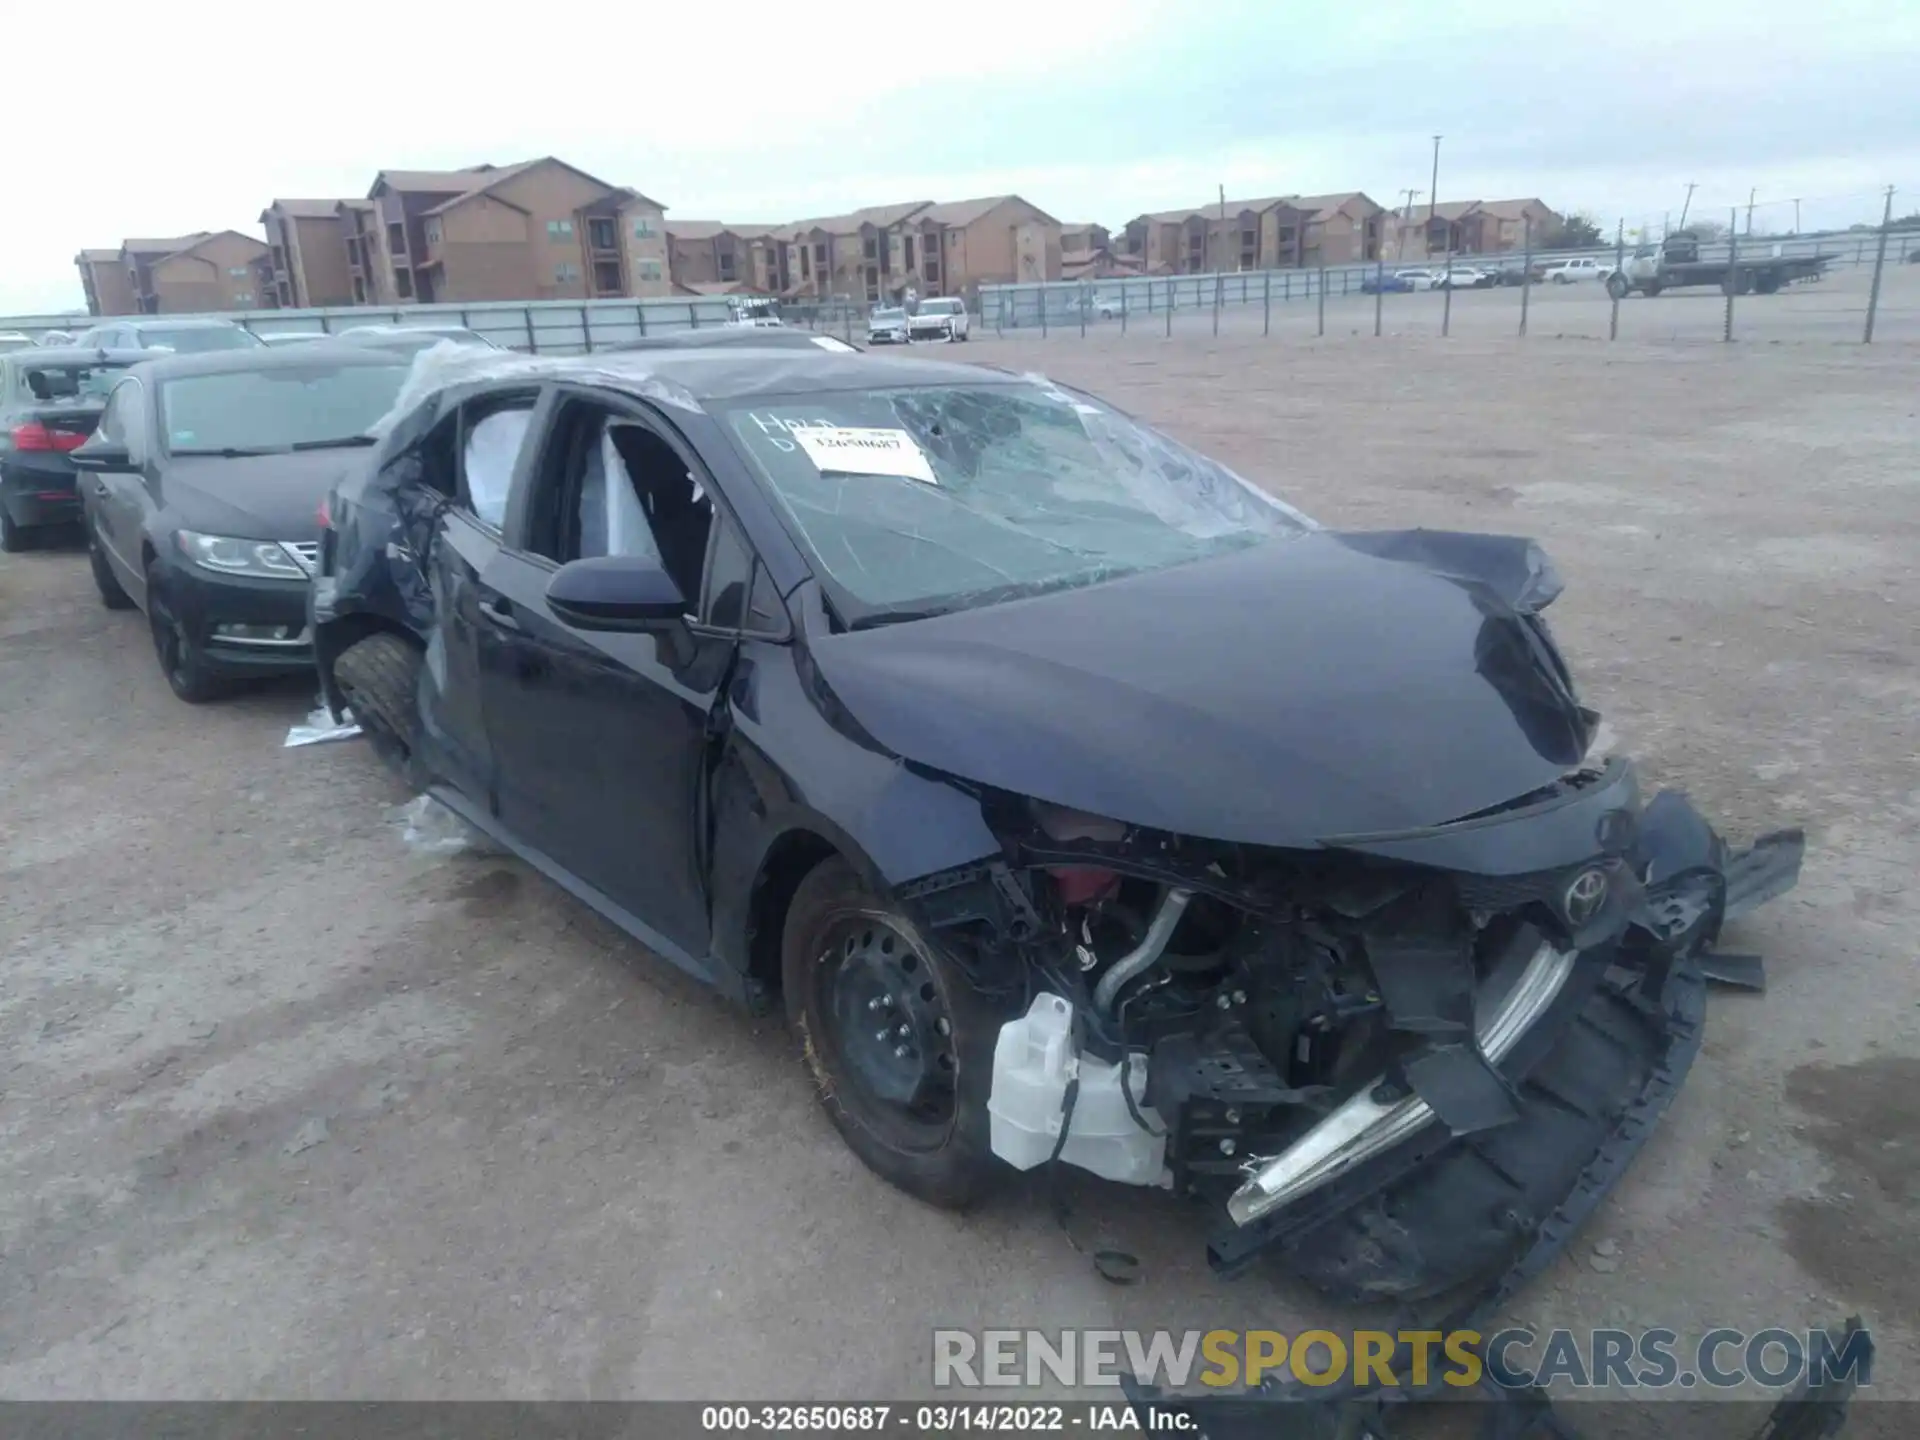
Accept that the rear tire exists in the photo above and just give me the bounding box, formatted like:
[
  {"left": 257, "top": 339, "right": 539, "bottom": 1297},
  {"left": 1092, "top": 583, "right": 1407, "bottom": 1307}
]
[
  {"left": 782, "top": 857, "right": 1003, "bottom": 1210},
  {"left": 0, "top": 510, "right": 26, "bottom": 553},
  {"left": 331, "top": 631, "right": 424, "bottom": 783},
  {"left": 87, "top": 517, "right": 134, "bottom": 609}
]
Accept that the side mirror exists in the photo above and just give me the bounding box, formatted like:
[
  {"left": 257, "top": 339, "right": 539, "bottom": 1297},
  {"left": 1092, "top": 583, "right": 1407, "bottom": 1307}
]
[
  {"left": 26, "top": 372, "right": 52, "bottom": 401},
  {"left": 71, "top": 443, "right": 133, "bottom": 473},
  {"left": 546, "top": 555, "right": 686, "bottom": 632}
]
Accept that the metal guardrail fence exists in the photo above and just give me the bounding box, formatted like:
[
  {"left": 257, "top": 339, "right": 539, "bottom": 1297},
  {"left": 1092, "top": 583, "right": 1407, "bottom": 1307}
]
[
  {"left": 0, "top": 295, "right": 742, "bottom": 351},
  {"left": 973, "top": 214, "right": 1918, "bottom": 345}
]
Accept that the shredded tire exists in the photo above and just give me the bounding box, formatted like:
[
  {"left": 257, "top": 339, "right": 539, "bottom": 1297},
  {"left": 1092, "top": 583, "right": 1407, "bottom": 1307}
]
[{"left": 332, "top": 631, "right": 423, "bottom": 783}]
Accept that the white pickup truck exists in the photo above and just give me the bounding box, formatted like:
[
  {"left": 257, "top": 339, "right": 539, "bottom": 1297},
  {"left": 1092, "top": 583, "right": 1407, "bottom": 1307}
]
[{"left": 907, "top": 297, "right": 971, "bottom": 342}]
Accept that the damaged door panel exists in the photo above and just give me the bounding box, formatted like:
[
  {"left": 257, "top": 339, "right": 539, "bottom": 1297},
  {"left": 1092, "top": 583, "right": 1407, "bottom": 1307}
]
[{"left": 307, "top": 354, "right": 1807, "bottom": 1316}]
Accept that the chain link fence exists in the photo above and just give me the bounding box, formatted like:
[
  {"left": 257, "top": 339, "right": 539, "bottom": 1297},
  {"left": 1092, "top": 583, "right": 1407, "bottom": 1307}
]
[{"left": 972, "top": 188, "right": 1917, "bottom": 348}]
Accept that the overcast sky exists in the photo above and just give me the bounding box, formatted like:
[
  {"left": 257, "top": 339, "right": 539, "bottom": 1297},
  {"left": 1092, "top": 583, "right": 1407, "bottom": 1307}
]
[{"left": 7, "top": 0, "right": 1915, "bottom": 315}]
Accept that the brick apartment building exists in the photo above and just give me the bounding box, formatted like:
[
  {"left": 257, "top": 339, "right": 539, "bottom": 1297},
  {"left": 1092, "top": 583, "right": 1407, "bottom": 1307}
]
[
  {"left": 1392, "top": 198, "right": 1563, "bottom": 259},
  {"left": 741, "top": 195, "right": 1061, "bottom": 303},
  {"left": 664, "top": 222, "right": 778, "bottom": 292},
  {"left": 260, "top": 199, "right": 359, "bottom": 308},
  {"left": 1120, "top": 192, "right": 1386, "bottom": 272},
  {"left": 359, "top": 159, "right": 671, "bottom": 305},
  {"left": 73, "top": 232, "right": 272, "bottom": 315}
]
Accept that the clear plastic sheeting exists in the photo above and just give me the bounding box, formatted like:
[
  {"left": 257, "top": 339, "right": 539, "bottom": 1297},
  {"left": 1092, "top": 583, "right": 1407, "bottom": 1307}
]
[
  {"left": 284, "top": 700, "right": 362, "bottom": 748},
  {"left": 391, "top": 794, "right": 499, "bottom": 857},
  {"left": 366, "top": 344, "right": 699, "bottom": 439}
]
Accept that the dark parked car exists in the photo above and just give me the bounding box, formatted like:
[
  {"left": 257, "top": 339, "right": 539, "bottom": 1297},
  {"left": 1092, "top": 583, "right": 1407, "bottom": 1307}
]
[
  {"left": 73, "top": 317, "right": 264, "bottom": 355},
  {"left": 310, "top": 347, "right": 1802, "bottom": 1306},
  {"left": 72, "top": 346, "right": 412, "bottom": 701},
  {"left": 1360, "top": 272, "right": 1414, "bottom": 293},
  {"left": 334, "top": 324, "right": 499, "bottom": 355},
  {"left": 612, "top": 329, "right": 860, "bottom": 353},
  {"left": 1, "top": 347, "right": 144, "bottom": 550}
]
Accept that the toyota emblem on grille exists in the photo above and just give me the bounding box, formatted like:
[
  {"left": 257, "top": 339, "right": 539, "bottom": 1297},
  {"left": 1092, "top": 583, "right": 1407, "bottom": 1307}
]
[{"left": 1563, "top": 868, "right": 1610, "bottom": 925}]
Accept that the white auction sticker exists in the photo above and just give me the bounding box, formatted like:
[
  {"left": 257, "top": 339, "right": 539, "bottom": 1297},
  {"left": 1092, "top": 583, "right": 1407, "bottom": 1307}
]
[{"left": 793, "top": 426, "right": 938, "bottom": 485}]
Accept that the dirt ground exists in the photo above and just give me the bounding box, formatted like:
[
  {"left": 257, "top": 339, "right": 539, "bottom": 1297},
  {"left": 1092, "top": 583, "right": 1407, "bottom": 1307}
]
[{"left": 2, "top": 329, "right": 1916, "bottom": 1421}]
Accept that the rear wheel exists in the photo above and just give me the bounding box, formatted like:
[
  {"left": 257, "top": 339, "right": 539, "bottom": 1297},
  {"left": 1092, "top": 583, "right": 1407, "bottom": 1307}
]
[
  {"left": 146, "top": 563, "right": 228, "bottom": 704},
  {"left": 331, "top": 631, "right": 424, "bottom": 783},
  {"left": 782, "top": 857, "right": 1002, "bottom": 1209},
  {"left": 0, "top": 510, "right": 26, "bottom": 553},
  {"left": 87, "top": 517, "right": 134, "bottom": 609}
]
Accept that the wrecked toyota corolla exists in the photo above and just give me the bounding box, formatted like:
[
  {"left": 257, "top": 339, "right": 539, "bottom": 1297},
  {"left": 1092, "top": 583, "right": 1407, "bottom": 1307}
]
[{"left": 310, "top": 345, "right": 1802, "bottom": 1301}]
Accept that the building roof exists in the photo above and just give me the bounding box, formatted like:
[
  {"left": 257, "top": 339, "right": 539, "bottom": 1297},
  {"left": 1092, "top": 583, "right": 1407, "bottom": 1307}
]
[
  {"left": 1291, "top": 192, "right": 1384, "bottom": 219},
  {"left": 262, "top": 198, "right": 356, "bottom": 221},
  {"left": 666, "top": 221, "right": 777, "bottom": 241},
  {"left": 77, "top": 248, "right": 122, "bottom": 263},
  {"left": 920, "top": 194, "right": 1059, "bottom": 227},
  {"left": 420, "top": 157, "right": 631, "bottom": 217},
  {"left": 787, "top": 200, "right": 933, "bottom": 237},
  {"left": 369, "top": 168, "right": 489, "bottom": 197},
  {"left": 1477, "top": 197, "right": 1556, "bottom": 220},
  {"left": 122, "top": 233, "right": 210, "bottom": 255}
]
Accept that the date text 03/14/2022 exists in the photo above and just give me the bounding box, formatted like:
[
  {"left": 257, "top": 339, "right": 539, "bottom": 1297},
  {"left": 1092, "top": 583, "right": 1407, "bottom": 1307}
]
[{"left": 700, "top": 1405, "right": 1193, "bottom": 1432}]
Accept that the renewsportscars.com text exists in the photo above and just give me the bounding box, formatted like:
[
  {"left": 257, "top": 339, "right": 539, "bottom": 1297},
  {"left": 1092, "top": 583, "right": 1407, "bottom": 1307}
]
[{"left": 932, "top": 1326, "right": 1874, "bottom": 1392}]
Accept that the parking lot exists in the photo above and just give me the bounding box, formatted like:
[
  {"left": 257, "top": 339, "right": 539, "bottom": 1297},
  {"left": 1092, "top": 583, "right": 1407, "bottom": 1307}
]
[{"left": 2, "top": 329, "right": 1916, "bottom": 1417}]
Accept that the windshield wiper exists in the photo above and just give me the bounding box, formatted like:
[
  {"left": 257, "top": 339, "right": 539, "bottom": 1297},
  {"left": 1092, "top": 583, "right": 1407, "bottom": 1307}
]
[
  {"left": 291, "top": 435, "right": 378, "bottom": 451},
  {"left": 171, "top": 446, "right": 279, "bottom": 457}
]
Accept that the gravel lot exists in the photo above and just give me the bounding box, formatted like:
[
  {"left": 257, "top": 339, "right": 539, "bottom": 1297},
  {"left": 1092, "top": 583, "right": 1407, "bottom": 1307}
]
[{"left": 2, "top": 329, "right": 1915, "bottom": 1423}]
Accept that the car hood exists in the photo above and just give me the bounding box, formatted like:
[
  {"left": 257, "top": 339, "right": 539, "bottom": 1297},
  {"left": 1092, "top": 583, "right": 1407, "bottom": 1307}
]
[
  {"left": 162, "top": 449, "right": 370, "bottom": 541},
  {"left": 805, "top": 529, "right": 1594, "bottom": 848}
]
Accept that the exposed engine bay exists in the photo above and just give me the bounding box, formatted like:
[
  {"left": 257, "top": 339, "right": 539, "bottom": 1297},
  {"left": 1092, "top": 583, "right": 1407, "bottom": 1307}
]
[{"left": 898, "top": 753, "right": 1803, "bottom": 1299}]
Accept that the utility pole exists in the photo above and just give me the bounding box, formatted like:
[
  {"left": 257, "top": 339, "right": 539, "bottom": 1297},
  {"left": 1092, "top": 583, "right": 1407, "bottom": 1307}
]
[
  {"left": 1678, "top": 182, "right": 1697, "bottom": 231},
  {"left": 1399, "top": 189, "right": 1422, "bottom": 258},
  {"left": 1746, "top": 187, "right": 1757, "bottom": 235},
  {"left": 1428, "top": 136, "right": 1443, "bottom": 255},
  {"left": 1792, "top": 198, "right": 1802, "bottom": 235}
]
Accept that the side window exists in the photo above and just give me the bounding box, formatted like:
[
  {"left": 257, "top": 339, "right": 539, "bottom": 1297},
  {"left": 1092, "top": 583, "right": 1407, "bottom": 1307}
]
[
  {"left": 526, "top": 399, "right": 713, "bottom": 605},
  {"left": 704, "top": 519, "right": 753, "bottom": 629},
  {"left": 457, "top": 399, "right": 536, "bottom": 530},
  {"left": 98, "top": 379, "right": 137, "bottom": 448},
  {"left": 703, "top": 519, "right": 786, "bottom": 637}
]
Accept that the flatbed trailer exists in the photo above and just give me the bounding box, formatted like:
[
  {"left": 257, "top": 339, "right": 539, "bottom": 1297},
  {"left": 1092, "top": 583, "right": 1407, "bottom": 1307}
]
[{"left": 1606, "top": 232, "right": 1834, "bottom": 298}]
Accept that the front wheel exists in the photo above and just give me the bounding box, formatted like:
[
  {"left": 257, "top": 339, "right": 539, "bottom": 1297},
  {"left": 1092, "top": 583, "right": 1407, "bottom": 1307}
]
[
  {"left": 146, "top": 563, "right": 227, "bottom": 704},
  {"left": 783, "top": 857, "right": 1003, "bottom": 1209},
  {"left": 1606, "top": 273, "right": 1630, "bottom": 300}
]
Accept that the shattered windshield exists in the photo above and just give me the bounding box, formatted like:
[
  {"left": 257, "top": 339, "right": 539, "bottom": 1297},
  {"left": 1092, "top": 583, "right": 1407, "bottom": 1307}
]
[{"left": 719, "top": 381, "right": 1312, "bottom": 621}]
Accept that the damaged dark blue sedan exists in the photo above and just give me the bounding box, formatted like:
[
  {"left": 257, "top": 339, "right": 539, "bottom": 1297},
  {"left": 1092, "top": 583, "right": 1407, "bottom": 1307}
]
[{"left": 309, "top": 345, "right": 1802, "bottom": 1307}]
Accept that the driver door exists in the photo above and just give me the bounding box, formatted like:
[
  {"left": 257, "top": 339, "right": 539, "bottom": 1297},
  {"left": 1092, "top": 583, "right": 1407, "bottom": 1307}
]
[{"left": 475, "top": 389, "right": 736, "bottom": 967}]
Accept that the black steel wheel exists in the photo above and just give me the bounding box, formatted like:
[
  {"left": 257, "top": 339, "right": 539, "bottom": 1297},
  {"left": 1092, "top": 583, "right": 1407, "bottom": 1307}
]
[
  {"left": 783, "top": 857, "right": 1001, "bottom": 1208},
  {"left": 146, "top": 565, "right": 226, "bottom": 704}
]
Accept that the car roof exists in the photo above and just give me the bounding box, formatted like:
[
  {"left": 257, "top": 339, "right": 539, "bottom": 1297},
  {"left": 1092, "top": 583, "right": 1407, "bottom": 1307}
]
[
  {"left": 6, "top": 345, "right": 150, "bottom": 365},
  {"left": 111, "top": 317, "right": 250, "bottom": 331},
  {"left": 537, "top": 347, "right": 1018, "bottom": 402},
  {"left": 612, "top": 329, "right": 852, "bottom": 354},
  {"left": 127, "top": 342, "right": 415, "bottom": 380},
  {"left": 340, "top": 324, "right": 479, "bottom": 335}
]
